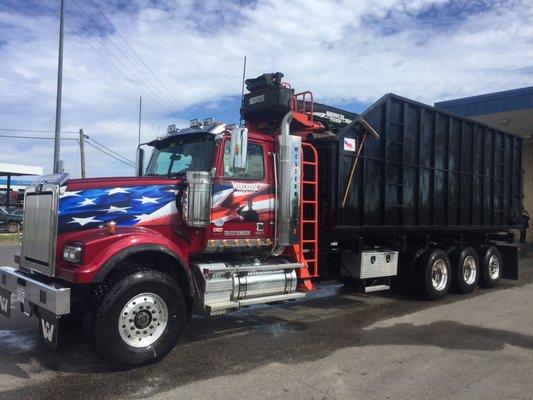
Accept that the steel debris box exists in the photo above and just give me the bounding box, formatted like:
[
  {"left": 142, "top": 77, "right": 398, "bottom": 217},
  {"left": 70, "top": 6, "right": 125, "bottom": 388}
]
[{"left": 312, "top": 94, "right": 523, "bottom": 243}]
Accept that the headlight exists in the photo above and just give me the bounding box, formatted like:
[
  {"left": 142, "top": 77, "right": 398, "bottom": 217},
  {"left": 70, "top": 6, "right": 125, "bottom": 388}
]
[{"left": 63, "top": 245, "right": 82, "bottom": 263}]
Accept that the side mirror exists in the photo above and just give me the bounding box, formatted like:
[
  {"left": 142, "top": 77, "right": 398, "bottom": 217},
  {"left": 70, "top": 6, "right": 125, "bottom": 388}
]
[
  {"left": 135, "top": 147, "right": 145, "bottom": 177},
  {"left": 229, "top": 126, "right": 248, "bottom": 172}
]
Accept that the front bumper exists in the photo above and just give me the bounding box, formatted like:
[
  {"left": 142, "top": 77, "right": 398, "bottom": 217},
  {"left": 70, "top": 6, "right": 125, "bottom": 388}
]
[{"left": 0, "top": 266, "right": 71, "bottom": 315}]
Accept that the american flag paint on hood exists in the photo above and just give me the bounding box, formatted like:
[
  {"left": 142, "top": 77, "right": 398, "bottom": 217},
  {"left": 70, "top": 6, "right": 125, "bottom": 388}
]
[{"left": 58, "top": 185, "right": 179, "bottom": 233}]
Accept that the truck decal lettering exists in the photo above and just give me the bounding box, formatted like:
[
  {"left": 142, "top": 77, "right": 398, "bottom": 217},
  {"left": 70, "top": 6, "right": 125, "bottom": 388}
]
[
  {"left": 249, "top": 94, "right": 265, "bottom": 105},
  {"left": 224, "top": 230, "right": 251, "bottom": 236},
  {"left": 232, "top": 182, "right": 260, "bottom": 192}
]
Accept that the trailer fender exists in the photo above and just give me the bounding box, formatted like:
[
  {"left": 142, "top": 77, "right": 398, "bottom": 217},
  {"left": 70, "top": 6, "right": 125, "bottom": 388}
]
[{"left": 495, "top": 243, "right": 519, "bottom": 280}]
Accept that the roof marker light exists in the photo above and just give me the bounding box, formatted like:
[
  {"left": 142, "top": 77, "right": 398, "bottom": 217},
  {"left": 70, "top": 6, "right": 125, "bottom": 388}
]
[
  {"left": 167, "top": 124, "right": 177, "bottom": 134},
  {"left": 190, "top": 118, "right": 202, "bottom": 128}
]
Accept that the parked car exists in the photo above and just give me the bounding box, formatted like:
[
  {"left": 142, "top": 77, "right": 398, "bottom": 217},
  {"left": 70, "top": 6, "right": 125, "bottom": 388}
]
[{"left": 0, "top": 207, "right": 22, "bottom": 233}]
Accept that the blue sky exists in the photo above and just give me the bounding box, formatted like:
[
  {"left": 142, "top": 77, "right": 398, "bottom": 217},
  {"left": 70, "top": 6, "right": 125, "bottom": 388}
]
[{"left": 0, "top": 0, "right": 531, "bottom": 177}]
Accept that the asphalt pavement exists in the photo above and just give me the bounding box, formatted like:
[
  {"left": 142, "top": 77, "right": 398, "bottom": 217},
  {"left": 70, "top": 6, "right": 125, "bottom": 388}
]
[{"left": 0, "top": 243, "right": 532, "bottom": 400}]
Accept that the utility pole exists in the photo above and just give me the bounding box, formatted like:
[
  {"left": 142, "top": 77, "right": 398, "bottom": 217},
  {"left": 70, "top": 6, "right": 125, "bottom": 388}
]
[
  {"left": 138, "top": 96, "right": 142, "bottom": 147},
  {"left": 53, "top": 0, "right": 65, "bottom": 173},
  {"left": 79, "top": 129, "right": 86, "bottom": 178}
]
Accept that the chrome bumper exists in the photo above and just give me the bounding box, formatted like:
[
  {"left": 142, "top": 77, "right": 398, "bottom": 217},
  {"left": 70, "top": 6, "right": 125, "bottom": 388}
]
[{"left": 0, "top": 266, "right": 71, "bottom": 315}]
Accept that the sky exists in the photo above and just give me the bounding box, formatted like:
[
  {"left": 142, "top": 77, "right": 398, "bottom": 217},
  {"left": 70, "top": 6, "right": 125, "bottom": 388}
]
[{"left": 0, "top": 0, "right": 531, "bottom": 178}]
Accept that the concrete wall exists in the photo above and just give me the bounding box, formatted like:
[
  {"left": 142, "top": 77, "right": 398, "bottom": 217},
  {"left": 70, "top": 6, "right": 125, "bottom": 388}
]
[{"left": 523, "top": 143, "right": 533, "bottom": 242}]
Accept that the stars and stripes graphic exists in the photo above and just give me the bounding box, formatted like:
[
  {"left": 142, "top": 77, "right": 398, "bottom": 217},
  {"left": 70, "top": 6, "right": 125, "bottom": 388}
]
[{"left": 58, "top": 185, "right": 179, "bottom": 233}]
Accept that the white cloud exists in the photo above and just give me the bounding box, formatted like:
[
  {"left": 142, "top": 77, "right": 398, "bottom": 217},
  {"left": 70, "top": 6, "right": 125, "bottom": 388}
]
[{"left": 0, "top": 0, "right": 531, "bottom": 177}]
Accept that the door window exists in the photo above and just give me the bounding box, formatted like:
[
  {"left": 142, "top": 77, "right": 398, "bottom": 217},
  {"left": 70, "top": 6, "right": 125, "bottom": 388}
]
[{"left": 223, "top": 141, "right": 265, "bottom": 180}]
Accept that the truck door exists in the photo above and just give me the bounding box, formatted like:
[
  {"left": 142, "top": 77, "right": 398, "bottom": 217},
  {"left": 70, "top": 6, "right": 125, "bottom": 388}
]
[{"left": 209, "top": 137, "right": 274, "bottom": 245}]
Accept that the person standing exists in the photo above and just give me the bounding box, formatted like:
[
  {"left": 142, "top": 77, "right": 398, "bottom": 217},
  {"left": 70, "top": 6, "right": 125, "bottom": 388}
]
[{"left": 520, "top": 210, "right": 529, "bottom": 243}]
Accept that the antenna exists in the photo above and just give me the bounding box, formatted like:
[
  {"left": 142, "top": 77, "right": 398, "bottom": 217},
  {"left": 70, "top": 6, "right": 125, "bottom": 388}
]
[
  {"left": 240, "top": 56, "right": 247, "bottom": 123},
  {"left": 240, "top": 56, "right": 247, "bottom": 101}
]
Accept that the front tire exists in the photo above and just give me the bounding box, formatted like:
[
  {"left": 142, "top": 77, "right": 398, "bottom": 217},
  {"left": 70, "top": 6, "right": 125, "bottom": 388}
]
[
  {"left": 415, "top": 249, "right": 452, "bottom": 300},
  {"left": 450, "top": 247, "right": 479, "bottom": 294},
  {"left": 88, "top": 270, "right": 187, "bottom": 369}
]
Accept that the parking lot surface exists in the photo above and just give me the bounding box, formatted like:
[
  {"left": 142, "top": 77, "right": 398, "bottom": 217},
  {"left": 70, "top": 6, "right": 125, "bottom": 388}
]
[{"left": 1, "top": 244, "right": 532, "bottom": 400}]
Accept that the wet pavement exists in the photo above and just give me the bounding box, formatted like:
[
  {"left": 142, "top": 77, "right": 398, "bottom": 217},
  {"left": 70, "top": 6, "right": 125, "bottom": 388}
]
[{"left": 1, "top": 244, "right": 532, "bottom": 400}]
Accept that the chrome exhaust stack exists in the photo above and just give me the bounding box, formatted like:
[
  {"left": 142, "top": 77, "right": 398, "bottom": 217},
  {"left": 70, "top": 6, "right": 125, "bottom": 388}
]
[{"left": 272, "top": 111, "right": 301, "bottom": 254}]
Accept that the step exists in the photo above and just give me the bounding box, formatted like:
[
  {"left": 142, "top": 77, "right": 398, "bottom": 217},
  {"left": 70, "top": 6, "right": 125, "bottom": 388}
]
[
  {"left": 364, "top": 284, "right": 390, "bottom": 293},
  {"left": 206, "top": 292, "right": 306, "bottom": 314}
]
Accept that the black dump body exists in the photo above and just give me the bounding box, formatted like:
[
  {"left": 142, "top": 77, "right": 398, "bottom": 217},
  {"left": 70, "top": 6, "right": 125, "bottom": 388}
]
[{"left": 311, "top": 94, "right": 524, "bottom": 246}]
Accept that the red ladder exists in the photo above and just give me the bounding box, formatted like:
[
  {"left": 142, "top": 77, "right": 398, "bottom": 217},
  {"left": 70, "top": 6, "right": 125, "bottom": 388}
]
[{"left": 295, "top": 142, "right": 319, "bottom": 290}]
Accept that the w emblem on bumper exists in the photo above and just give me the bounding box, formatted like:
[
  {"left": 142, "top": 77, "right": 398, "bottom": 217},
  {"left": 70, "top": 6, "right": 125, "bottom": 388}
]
[
  {"left": 0, "top": 289, "right": 10, "bottom": 318},
  {"left": 0, "top": 297, "right": 8, "bottom": 313},
  {"left": 41, "top": 320, "right": 55, "bottom": 342}
]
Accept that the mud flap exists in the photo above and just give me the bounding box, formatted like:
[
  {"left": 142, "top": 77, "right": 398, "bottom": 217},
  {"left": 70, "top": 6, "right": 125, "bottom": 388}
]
[
  {"left": 496, "top": 244, "right": 519, "bottom": 280},
  {"left": 0, "top": 287, "right": 11, "bottom": 318},
  {"left": 39, "top": 309, "right": 59, "bottom": 348}
]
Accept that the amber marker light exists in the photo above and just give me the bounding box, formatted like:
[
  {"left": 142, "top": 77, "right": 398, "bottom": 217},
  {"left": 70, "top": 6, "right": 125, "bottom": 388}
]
[{"left": 106, "top": 221, "right": 117, "bottom": 234}]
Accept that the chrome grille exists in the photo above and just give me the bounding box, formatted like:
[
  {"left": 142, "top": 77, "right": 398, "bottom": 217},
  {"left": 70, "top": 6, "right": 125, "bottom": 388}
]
[{"left": 20, "top": 178, "right": 63, "bottom": 277}]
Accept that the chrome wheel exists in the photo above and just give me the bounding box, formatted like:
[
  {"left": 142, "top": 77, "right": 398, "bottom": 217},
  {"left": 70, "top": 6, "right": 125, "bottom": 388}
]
[
  {"left": 463, "top": 255, "right": 477, "bottom": 285},
  {"left": 488, "top": 254, "right": 501, "bottom": 280},
  {"left": 7, "top": 223, "right": 19, "bottom": 233},
  {"left": 118, "top": 292, "right": 168, "bottom": 348},
  {"left": 431, "top": 259, "right": 448, "bottom": 291}
]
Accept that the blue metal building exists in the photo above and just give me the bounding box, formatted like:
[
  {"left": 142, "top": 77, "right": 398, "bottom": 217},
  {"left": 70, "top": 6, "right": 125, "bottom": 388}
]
[{"left": 435, "top": 86, "right": 533, "bottom": 139}]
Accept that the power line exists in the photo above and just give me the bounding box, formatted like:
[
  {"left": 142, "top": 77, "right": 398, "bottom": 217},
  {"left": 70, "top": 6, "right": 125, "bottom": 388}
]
[
  {"left": 63, "top": 6, "right": 178, "bottom": 114},
  {"left": 2, "top": 134, "right": 135, "bottom": 168},
  {"left": 84, "top": 140, "right": 135, "bottom": 167},
  {"left": 1, "top": 132, "right": 135, "bottom": 168},
  {"left": 85, "top": 136, "right": 134, "bottom": 164},
  {"left": 87, "top": 0, "right": 186, "bottom": 110},
  {"left": 34, "top": 0, "right": 176, "bottom": 115},
  {"left": 0, "top": 134, "right": 78, "bottom": 141},
  {"left": 71, "top": 0, "right": 183, "bottom": 112},
  {"left": 0, "top": 128, "right": 78, "bottom": 134}
]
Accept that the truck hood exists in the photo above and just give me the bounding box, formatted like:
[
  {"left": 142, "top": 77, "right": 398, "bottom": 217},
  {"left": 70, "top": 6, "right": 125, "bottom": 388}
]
[{"left": 57, "top": 176, "right": 184, "bottom": 234}]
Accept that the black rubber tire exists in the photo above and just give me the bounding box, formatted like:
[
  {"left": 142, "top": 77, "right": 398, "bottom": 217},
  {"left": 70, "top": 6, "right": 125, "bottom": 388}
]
[
  {"left": 478, "top": 246, "right": 502, "bottom": 288},
  {"left": 415, "top": 249, "right": 452, "bottom": 300},
  {"left": 450, "top": 247, "right": 479, "bottom": 294},
  {"left": 87, "top": 270, "right": 186, "bottom": 369}
]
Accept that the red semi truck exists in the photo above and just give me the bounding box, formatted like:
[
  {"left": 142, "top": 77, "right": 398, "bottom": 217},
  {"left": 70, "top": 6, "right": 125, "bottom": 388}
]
[{"left": 0, "top": 73, "right": 522, "bottom": 368}]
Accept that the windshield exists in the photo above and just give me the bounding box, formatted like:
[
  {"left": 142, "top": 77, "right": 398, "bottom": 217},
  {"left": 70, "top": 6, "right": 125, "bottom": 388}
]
[{"left": 145, "top": 134, "right": 216, "bottom": 177}]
